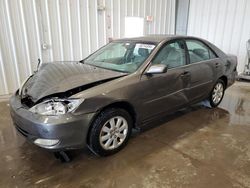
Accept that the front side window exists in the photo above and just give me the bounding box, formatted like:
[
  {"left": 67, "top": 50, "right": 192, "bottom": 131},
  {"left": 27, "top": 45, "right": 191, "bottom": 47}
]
[
  {"left": 84, "top": 42, "right": 156, "bottom": 73},
  {"left": 152, "top": 40, "right": 186, "bottom": 69},
  {"left": 186, "top": 40, "right": 217, "bottom": 64}
]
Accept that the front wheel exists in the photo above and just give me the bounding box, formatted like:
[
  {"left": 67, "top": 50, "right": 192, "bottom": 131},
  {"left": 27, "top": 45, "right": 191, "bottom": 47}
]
[
  {"left": 88, "top": 108, "right": 132, "bottom": 156},
  {"left": 209, "top": 79, "right": 225, "bottom": 107}
]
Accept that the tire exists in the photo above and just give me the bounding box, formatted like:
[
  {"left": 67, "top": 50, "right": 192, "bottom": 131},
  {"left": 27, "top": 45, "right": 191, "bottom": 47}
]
[
  {"left": 209, "top": 79, "right": 225, "bottom": 108},
  {"left": 88, "top": 108, "right": 133, "bottom": 156}
]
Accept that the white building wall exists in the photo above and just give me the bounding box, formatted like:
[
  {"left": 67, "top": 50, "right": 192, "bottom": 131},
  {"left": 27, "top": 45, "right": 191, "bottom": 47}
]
[
  {"left": 0, "top": 0, "right": 176, "bottom": 96},
  {"left": 187, "top": 0, "right": 250, "bottom": 74}
]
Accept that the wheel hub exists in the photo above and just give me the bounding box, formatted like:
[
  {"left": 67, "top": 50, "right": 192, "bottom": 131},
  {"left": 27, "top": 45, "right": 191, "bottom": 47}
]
[{"left": 99, "top": 116, "right": 128, "bottom": 150}]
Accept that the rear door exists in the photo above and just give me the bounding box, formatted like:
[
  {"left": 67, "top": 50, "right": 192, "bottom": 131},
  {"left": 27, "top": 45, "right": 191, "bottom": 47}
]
[{"left": 183, "top": 39, "right": 219, "bottom": 102}]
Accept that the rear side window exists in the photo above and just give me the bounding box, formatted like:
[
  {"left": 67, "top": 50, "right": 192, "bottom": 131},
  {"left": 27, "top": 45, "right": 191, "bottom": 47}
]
[{"left": 186, "top": 40, "right": 217, "bottom": 64}]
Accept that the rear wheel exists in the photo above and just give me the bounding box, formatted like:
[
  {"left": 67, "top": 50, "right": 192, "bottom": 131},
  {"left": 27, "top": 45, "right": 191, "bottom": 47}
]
[
  {"left": 209, "top": 79, "right": 225, "bottom": 107},
  {"left": 88, "top": 108, "right": 132, "bottom": 156}
]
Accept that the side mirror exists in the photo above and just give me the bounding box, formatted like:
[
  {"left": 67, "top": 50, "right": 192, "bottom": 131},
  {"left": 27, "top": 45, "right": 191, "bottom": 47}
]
[{"left": 146, "top": 64, "right": 168, "bottom": 74}]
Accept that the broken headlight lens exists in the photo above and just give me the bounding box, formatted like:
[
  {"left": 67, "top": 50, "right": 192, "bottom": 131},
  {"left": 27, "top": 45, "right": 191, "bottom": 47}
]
[{"left": 29, "top": 99, "right": 83, "bottom": 116}]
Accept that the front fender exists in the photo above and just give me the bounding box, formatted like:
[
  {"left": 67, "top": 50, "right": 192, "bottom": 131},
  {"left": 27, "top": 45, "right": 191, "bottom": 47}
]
[{"left": 72, "top": 96, "right": 128, "bottom": 115}]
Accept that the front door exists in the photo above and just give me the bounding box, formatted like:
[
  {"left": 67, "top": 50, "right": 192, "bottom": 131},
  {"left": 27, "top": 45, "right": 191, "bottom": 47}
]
[{"left": 139, "top": 40, "right": 189, "bottom": 122}]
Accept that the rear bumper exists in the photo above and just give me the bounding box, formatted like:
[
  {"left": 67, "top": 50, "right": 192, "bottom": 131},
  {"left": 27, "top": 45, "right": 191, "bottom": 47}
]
[{"left": 9, "top": 95, "right": 95, "bottom": 151}]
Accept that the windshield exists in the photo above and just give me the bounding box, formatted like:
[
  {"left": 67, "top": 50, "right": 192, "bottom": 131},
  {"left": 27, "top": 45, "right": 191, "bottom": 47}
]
[{"left": 84, "top": 42, "right": 156, "bottom": 73}]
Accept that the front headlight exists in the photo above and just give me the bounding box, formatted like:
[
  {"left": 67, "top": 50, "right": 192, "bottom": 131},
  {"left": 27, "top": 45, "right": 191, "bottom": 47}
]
[{"left": 29, "top": 98, "right": 84, "bottom": 116}]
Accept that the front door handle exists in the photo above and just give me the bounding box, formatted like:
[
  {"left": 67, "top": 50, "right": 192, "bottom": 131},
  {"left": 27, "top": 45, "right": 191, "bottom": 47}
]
[{"left": 181, "top": 71, "right": 190, "bottom": 77}]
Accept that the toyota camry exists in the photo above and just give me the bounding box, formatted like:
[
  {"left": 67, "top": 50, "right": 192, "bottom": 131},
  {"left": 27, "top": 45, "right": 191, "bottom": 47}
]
[{"left": 10, "top": 35, "right": 237, "bottom": 158}]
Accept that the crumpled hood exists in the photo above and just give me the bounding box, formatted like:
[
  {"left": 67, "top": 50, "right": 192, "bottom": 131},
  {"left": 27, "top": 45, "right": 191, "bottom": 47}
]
[{"left": 22, "top": 61, "right": 126, "bottom": 102}]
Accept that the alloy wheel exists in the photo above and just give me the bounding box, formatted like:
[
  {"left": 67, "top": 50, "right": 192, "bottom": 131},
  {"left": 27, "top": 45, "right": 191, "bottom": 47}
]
[
  {"left": 99, "top": 116, "right": 128, "bottom": 150},
  {"left": 212, "top": 82, "right": 224, "bottom": 104}
]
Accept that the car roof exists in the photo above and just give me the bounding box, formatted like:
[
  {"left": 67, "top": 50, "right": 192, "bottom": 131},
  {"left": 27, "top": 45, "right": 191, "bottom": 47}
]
[
  {"left": 113, "top": 34, "right": 227, "bottom": 58},
  {"left": 114, "top": 34, "right": 188, "bottom": 44}
]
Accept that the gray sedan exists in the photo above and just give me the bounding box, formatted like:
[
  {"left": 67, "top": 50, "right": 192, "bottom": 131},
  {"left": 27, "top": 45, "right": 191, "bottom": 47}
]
[{"left": 10, "top": 35, "right": 237, "bottom": 158}]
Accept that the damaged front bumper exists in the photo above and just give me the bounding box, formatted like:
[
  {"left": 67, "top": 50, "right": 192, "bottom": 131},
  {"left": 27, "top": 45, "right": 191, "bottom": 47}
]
[{"left": 9, "top": 95, "right": 95, "bottom": 151}]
